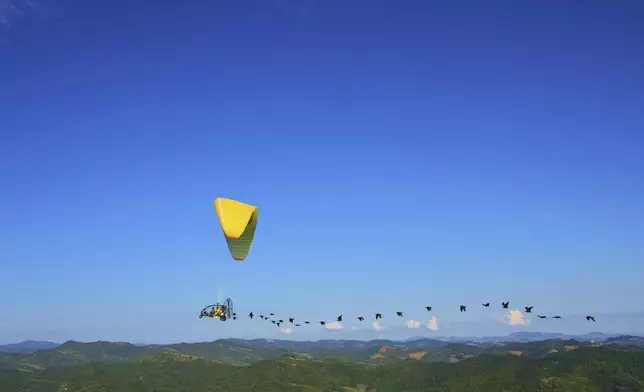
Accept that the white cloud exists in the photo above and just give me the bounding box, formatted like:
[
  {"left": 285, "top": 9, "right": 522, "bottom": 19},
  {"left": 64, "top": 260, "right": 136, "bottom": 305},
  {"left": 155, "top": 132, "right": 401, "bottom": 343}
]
[
  {"left": 426, "top": 316, "right": 439, "bottom": 331},
  {"left": 325, "top": 321, "right": 344, "bottom": 330},
  {"left": 372, "top": 321, "right": 384, "bottom": 331},
  {"left": 502, "top": 310, "right": 530, "bottom": 326},
  {"left": 0, "top": 1, "right": 17, "bottom": 26},
  {"left": 0, "top": 0, "right": 38, "bottom": 28},
  {"left": 404, "top": 320, "right": 421, "bottom": 329},
  {"left": 280, "top": 327, "right": 292, "bottom": 334}
]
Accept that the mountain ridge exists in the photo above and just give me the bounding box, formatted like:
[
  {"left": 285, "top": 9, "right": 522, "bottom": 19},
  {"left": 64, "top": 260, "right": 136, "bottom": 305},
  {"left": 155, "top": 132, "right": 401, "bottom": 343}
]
[
  {"left": 3, "top": 330, "right": 636, "bottom": 352},
  {"left": 2, "top": 333, "right": 643, "bottom": 373},
  {"left": 0, "top": 340, "right": 59, "bottom": 353}
]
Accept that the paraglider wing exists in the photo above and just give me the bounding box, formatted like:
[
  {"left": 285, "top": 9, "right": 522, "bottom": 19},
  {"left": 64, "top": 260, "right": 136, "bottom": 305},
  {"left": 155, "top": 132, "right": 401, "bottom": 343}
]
[{"left": 214, "top": 198, "right": 258, "bottom": 261}]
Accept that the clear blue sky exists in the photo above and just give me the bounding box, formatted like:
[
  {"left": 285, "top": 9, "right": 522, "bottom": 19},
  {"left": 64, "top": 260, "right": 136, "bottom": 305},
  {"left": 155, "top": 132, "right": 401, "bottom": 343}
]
[{"left": 1, "top": 0, "right": 643, "bottom": 344}]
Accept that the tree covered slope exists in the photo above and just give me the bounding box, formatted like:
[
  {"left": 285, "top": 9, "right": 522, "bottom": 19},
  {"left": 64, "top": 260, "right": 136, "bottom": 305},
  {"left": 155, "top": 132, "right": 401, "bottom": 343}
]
[{"left": 0, "top": 346, "right": 643, "bottom": 392}]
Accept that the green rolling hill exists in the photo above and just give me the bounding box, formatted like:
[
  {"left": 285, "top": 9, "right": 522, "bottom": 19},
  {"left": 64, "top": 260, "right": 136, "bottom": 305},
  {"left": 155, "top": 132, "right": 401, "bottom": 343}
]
[
  {"left": 3, "top": 336, "right": 643, "bottom": 372},
  {"left": 0, "top": 346, "right": 643, "bottom": 391}
]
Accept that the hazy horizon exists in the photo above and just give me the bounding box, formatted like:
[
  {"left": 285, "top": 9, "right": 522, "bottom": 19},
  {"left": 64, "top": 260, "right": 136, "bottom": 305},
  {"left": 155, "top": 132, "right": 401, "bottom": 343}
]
[
  {"left": 2, "top": 309, "right": 643, "bottom": 345},
  {"left": 2, "top": 326, "right": 642, "bottom": 347}
]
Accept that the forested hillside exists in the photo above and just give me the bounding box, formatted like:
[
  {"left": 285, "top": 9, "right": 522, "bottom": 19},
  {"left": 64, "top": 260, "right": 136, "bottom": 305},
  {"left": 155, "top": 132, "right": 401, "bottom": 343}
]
[{"left": 1, "top": 346, "right": 643, "bottom": 391}]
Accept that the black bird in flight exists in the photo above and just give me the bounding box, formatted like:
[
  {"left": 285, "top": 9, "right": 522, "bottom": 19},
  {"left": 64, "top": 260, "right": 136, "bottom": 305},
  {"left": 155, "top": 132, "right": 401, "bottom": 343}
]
[
  {"left": 482, "top": 303, "right": 490, "bottom": 307},
  {"left": 375, "top": 313, "right": 383, "bottom": 319},
  {"left": 289, "top": 318, "right": 295, "bottom": 323},
  {"left": 396, "top": 312, "right": 403, "bottom": 317},
  {"left": 524, "top": 306, "right": 533, "bottom": 313},
  {"left": 357, "top": 317, "right": 364, "bottom": 321},
  {"left": 269, "top": 313, "right": 275, "bottom": 316},
  {"left": 460, "top": 305, "right": 467, "bottom": 312},
  {"left": 320, "top": 321, "right": 326, "bottom": 325},
  {"left": 537, "top": 315, "right": 547, "bottom": 319},
  {"left": 586, "top": 316, "right": 596, "bottom": 322},
  {"left": 271, "top": 320, "right": 276, "bottom": 325},
  {"left": 249, "top": 312, "right": 254, "bottom": 319},
  {"left": 502, "top": 302, "right": 509, "bottom": 309},
  {"left": 259, "top": 315, "right": 265, "bottom": 320},
  {"left": 337, "top": 315, "right": 343, "bottom": 322},
  {"left": 278, "top": 320, "right": 284, "bottom": 323},
  {"left": 233, "top": 317, "right": 237, "bottom": 320},
  {"left": 305, "top": 321, "right": 310, "bottom": 324},
  {"left": 425, "top": 306, "right": 432, "bottom": 311},
  {"left": 552, "top": 316, "right": 562, "bottom": 319},
  {"left": 295, "top": 324, "right": 301, "bottom": 327}
]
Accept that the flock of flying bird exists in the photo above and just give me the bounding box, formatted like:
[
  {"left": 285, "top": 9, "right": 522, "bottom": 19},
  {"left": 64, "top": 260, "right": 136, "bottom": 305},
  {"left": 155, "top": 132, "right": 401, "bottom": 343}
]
[
  {"left": 209, "top": 201, "right": 599, "bottom": 330},
  {"left": 222, "top": 301, "right": 597, "bottom": 328}
]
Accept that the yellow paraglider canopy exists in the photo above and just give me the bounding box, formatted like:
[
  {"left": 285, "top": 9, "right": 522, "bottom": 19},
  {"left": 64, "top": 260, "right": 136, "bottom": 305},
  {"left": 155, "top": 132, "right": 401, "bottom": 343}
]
[{"left": 214, "top": 198, "right": 258, "bottom": 261}]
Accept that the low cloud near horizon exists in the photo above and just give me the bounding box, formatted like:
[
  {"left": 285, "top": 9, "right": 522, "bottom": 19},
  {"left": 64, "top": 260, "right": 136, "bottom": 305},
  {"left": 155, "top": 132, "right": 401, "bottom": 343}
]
[
  {"left": 426, "top": 316, "right": 439, "bottom": 331},
  {"left": 404, "top": 320, "right": 421, "bottom": 329},
  {"left": 502, "top": 310, "right": 530, "bottom": 326},
  {"left": 372, "top": 321, "right": 384, "bottom": 331},
  {"left": 325, "top": 321, "right": 343, "bottom": 330},
  {"left": 280, "top": 327, "right": 293, "bottom": 334}
]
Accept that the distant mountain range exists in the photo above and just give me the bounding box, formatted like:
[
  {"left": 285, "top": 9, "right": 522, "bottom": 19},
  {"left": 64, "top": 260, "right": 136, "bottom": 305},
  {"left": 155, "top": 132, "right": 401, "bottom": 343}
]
[
  {"left": 0, "top": 340, "right": 59, "bottom": 354},
  {"left": 1, "top": 332, "right": 643, "bottom": 372},
  {"left": 432, "top": 331, "right": 624, "bottom": 343},
  {"left": 1, "top": 331, "right": 640, "bottom": 354}
]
